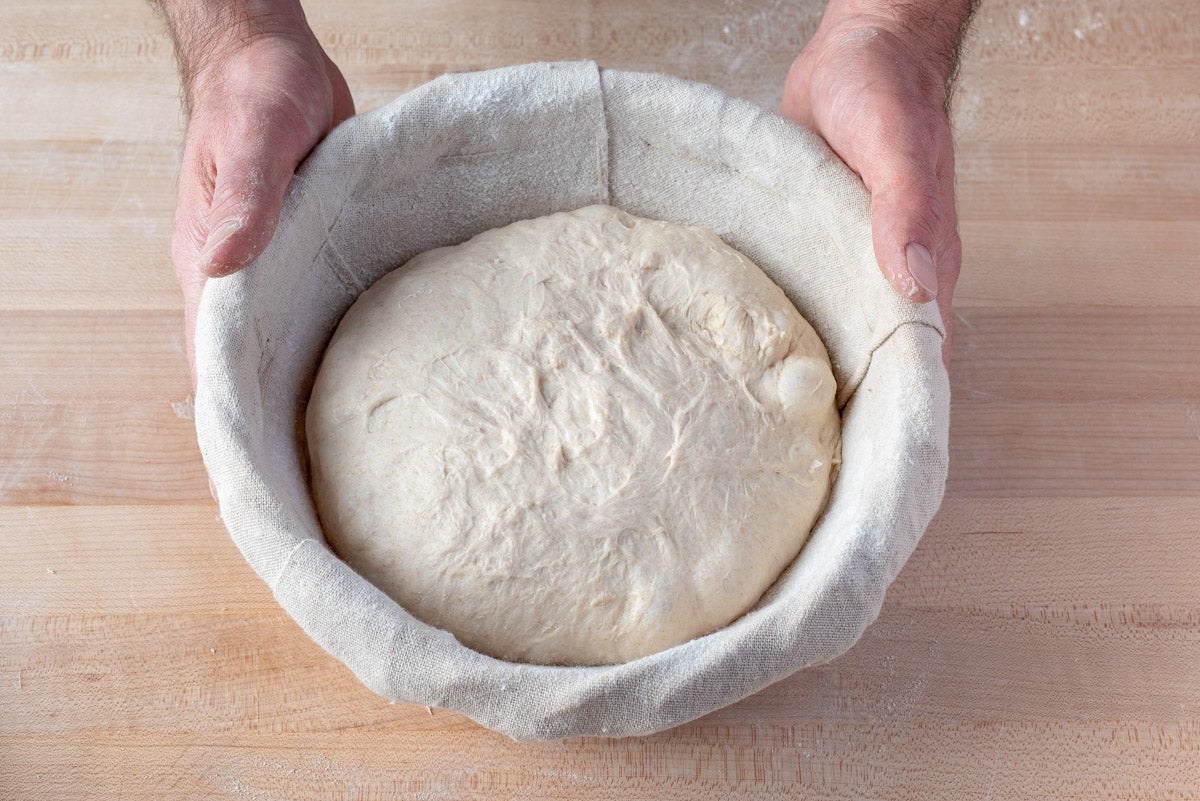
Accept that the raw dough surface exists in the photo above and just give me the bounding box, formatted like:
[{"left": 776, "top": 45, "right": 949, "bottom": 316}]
[{"left": 306, "top": 205, "right": 840, "bottom": 666}]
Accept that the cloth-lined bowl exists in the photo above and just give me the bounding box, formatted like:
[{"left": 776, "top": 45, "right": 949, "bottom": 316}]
[{"left": 193, "top": 61, "right": 949, "bottom": 741}]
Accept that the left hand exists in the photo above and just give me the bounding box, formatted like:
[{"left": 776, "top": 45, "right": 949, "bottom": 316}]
[
  {"left": 782, "top": 9, "right": 965, "bottom": 364},
  {"left": 163, "top": 4, "right": 355, "bottom": 384}
]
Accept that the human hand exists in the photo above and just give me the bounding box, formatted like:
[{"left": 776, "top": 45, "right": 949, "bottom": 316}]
[
  {"left": 782, "top": 0, "right": 975, "bottom": 364},
  {"left": 159, "top": 1, "right": 354, "bottom": 383}
]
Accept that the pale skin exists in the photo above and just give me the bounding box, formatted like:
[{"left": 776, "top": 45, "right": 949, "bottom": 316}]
[{"left": 155, "top": 0, "right": 976, "bottom": 378}]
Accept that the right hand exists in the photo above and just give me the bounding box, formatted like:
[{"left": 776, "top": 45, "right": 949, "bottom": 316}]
[
  {"left": 171, "top": 22, "right": 354, "bottom": 384},
  {"left": 782, "top": 2, "right": 972, "bottom": 365}
]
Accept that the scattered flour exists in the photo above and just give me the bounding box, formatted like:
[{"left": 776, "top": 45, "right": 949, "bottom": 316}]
[{"left": 170, "top": 394, "right": 194, "bottom": 420}]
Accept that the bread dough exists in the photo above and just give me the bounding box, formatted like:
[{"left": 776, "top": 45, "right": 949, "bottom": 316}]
[{"left": 306, "top": 204, "right": 840, "bottom": 666}]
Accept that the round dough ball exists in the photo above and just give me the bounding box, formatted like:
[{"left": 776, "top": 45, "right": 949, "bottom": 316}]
[{"left": 306, "top": 204, "right": 840, "bottom": 666}]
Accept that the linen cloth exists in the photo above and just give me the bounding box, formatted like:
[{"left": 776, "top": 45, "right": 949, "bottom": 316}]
[{"left": 194, "top": 60, "right": 950, "bottom": 741}]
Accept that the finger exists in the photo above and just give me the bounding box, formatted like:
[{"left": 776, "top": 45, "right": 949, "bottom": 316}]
[
  {"left": 179, "top": 267, "right": 205, "bottom": 389},
  {"left": 779, "top": 52, "right": 818, "bottom": 130},
  {"left": 936, "top": 245, "right": 957, "bottom": 366},
  {"left": 171, "top": 138, "right": 216, "bottom": 388},
  {"left": 937, "top": 231, "right": 961, "bottom": 369},
  {"left": 935, "top": 143, "right": 962, "bottom": 366}
]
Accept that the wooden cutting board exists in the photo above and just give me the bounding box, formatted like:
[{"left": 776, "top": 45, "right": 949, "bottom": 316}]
[{"left": 2, "top": 1, "right": 1198, "bottom": 797}]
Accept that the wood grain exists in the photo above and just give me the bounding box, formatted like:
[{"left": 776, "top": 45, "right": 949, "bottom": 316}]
[{"left": 2, "top": 0, "right": 1199, "bottom": 798}]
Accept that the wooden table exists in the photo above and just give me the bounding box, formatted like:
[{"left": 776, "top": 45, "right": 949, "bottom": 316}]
[{"left": 3, "top": 1, "right": 1198, "bottom": 797}]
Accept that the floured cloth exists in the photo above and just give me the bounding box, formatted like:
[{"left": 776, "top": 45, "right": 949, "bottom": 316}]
[{"left": 193, "top": 60, "right": 949, "bottom": 741}]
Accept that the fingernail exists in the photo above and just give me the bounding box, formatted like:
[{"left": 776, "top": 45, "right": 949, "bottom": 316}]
[
  {"left": 906, "top": 242, "right": 938, "bottom": 300},
  {"left": 197, "top": 218, "right": 243, "bottom": 269}
]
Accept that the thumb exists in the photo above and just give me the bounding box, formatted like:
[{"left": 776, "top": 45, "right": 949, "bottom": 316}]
[
  {"left": 864, "top": 135, "right": 944, "bottom": 305},
  {"left": 194, "top": 137, "right": 297, "bottom": 279}
]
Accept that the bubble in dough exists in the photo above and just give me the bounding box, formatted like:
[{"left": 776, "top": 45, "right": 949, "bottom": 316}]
[{"left": 306, "top": 204, "right": 841, "bottom": 666}]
